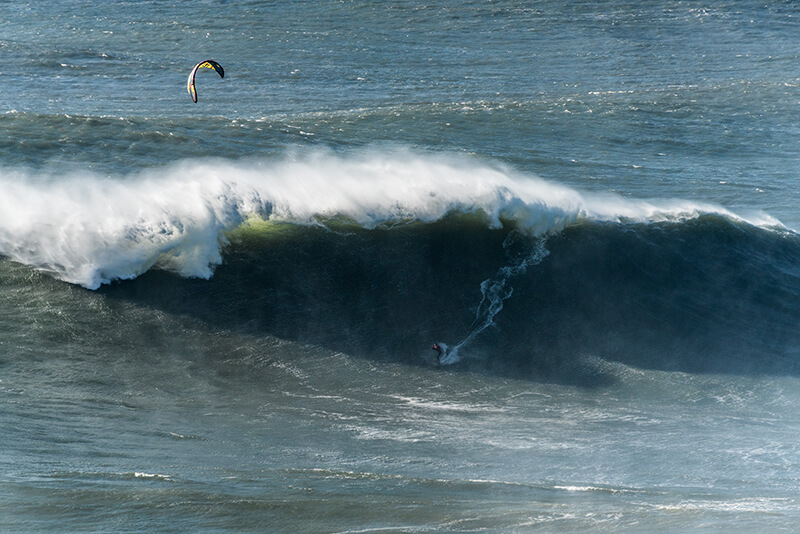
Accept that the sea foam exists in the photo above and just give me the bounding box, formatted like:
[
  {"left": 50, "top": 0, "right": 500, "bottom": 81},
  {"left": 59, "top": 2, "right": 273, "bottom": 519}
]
[{"left": 0, "top": 148, "right": 776, "bottom": 289}]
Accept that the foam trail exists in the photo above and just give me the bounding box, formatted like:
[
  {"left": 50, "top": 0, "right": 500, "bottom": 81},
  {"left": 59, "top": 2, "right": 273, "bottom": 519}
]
[
  {"left": 0, "top": 148, "right": 783, "bottom": 288},
  {"left": 438, "top": 235, "right": 550, "bottom": 365}
]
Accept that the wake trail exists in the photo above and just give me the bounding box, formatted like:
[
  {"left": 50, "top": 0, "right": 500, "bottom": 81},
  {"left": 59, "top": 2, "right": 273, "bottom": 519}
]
[{"left": 437, "top": 233, "right": 550, "bottom": 365}]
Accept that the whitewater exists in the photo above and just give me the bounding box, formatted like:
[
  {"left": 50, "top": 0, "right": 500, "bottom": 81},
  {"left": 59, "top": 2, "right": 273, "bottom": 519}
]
[
  {"left": 3, "top": 1, "right": 800, "bottom": 532},
  {"left": 0, "top": 150, "right": 782, "bottom": 289}
]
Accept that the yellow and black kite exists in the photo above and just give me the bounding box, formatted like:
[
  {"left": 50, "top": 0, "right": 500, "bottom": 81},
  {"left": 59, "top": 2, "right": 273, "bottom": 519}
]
[{"left": 187, "top": 60, "right": 224, "bottom": 103}]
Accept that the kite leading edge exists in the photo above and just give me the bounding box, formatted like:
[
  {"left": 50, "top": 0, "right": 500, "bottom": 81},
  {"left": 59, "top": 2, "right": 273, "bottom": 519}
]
[{"left": 187, "top": 60, "right": 224, "bottom": 103}]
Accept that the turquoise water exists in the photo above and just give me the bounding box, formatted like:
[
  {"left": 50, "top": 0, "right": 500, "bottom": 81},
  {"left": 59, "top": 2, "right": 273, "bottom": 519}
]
[{"left": 2, "top": 1, "right": 800, "bottom": 532}]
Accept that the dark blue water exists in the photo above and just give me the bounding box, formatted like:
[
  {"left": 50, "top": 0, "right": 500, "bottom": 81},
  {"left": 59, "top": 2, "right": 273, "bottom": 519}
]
[{"left": 2, "top": 1, "right": 800, "bottom": 531}]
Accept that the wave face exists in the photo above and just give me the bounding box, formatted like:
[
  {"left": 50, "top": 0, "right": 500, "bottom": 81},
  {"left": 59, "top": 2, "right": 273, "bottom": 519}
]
[
  {"left": 6, "top": 150, "right": 783, "bottom": 376},
  {"left": 99, "top": 210, "right": 800, "bottom": 379}
]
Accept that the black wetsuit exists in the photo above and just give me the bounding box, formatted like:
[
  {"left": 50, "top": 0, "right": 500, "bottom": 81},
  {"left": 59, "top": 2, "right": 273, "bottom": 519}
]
[{"left": 432, "top": 343, "right": 443, "bottom": 363}]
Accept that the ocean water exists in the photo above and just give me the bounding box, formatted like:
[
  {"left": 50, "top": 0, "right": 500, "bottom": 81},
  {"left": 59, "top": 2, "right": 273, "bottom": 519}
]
[{"left": 2, "top": 1, "right": 800, "bottom": 532}]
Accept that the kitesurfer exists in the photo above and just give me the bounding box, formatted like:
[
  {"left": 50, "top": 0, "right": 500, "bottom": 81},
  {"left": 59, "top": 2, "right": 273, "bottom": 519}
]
[{"left": 431, "top": 343, "right": 443, "bottom": 364}]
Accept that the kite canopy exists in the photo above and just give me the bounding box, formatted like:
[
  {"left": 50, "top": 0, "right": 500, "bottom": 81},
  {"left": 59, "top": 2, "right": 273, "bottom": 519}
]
[{"left": 187, "top": 60, "right": 224, "bottom": 103}]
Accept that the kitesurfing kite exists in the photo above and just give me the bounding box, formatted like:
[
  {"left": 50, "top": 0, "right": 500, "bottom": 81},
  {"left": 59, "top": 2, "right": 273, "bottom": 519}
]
[{"left": 187, "top": 60, "right": 224, "bottom": 103}]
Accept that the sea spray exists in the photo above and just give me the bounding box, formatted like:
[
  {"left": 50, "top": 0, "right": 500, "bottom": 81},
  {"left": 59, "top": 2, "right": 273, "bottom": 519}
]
[
  {"left": 0, "top": 148, "right": 780, "bottom": 289},
  {"left": 0, "top": 149, "right": 580, "bottom": 288},
  {"left": 438, "top": 233, "right": 550, "bottom": 365}
]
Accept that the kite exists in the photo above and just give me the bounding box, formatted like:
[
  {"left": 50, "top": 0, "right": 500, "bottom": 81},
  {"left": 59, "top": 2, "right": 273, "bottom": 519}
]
[{"left": 187, "top": 60, "right": 224, "bottom": 103}]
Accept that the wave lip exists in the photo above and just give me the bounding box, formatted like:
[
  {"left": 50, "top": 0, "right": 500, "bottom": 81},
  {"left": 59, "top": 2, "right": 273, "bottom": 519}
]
[
  {"left": 0, "top": 168, "right": 238, "bottom": 289},
  {"left": 0, "top": 149, "right": 785, "bottom": 288}
]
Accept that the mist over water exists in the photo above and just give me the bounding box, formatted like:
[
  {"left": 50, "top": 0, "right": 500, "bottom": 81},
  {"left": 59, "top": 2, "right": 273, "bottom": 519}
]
[
  {"left": 0, "top": 149, "right": 782, "bottom": 290},
  {"left": 3, "top": 1, "right": 800, "bottom": 532}
]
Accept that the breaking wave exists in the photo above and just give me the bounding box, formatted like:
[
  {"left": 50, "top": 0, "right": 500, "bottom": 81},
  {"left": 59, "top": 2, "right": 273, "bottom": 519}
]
[
  {"left": 0, "top": 150, "right": 785, "bottom": 378},
  {"left": 0, "top": 148, "right": 783, "bottom": 289}
]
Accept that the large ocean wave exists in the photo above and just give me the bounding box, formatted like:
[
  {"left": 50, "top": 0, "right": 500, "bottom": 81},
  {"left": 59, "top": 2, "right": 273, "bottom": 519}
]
[
  {"left": 0, "top": 150, "right": 784, "bottom": 377},
  {"left": 0, "top": 149, "right": 784, "bottom": 289}
]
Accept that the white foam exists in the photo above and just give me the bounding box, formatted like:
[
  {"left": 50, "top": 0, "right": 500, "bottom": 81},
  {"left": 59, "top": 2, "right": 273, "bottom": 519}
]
[
  {"left": 132, "top": 472, "right": 173, "bottom": 481},
  {"left": 0, "top": 148, "right": 778, "bottom": 288},
  {"left": 653, "top": 497, "right": 793, "bottom": 513}
]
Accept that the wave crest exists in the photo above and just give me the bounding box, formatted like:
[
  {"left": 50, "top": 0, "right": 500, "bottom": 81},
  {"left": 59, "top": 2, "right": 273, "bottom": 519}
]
[{"left": 0, "top": 149, "right": 782, "bottom": 288}]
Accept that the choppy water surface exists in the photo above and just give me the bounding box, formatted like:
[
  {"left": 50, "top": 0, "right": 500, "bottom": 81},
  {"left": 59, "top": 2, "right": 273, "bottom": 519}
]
[{"left": 2, "top": 1, "right": 800, "bottom": 532}]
